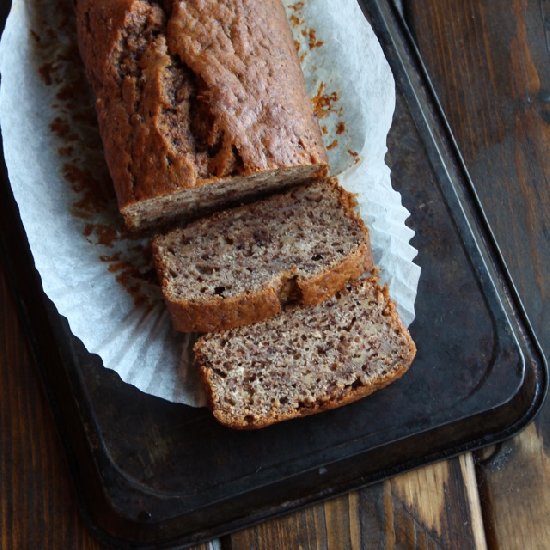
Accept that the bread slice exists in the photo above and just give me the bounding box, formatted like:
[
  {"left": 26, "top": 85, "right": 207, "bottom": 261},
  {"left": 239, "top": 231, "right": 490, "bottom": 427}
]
[
  {"left": 152, "top": 179, "right": 373, "bottom": 333},
  {"left": 195, "top": 276, "right": 416, "bottom": 429}
]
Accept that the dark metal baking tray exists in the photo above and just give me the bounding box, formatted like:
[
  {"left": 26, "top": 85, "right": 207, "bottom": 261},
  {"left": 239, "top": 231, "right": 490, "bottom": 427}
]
[{"left": 0, "top": 0, "right": 546, "bottom": 547}]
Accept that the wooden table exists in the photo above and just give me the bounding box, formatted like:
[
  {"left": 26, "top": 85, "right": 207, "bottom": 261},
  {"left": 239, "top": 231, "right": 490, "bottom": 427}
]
[{"left": 1, "top": 1, "right": 549, "bottom": 548}]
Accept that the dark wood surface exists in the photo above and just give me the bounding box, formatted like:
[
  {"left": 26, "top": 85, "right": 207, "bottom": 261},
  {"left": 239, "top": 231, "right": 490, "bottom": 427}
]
[
  {"left": 405, "top": 1, "right": 550, "bottom": 548},
  {"left": 1, "top": 0, "right": 548, "bottom": 548}
]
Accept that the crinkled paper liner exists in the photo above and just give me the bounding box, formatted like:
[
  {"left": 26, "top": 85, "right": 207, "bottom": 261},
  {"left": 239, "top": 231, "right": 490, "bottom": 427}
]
[{"left": 0, "top": 0, "right": 420, "bottom": 407}]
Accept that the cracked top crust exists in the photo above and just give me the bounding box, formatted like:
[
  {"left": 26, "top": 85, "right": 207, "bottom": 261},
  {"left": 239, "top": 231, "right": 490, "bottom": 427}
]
[{"left": 75, "top": 0, "right": 327, "bottom": 225}]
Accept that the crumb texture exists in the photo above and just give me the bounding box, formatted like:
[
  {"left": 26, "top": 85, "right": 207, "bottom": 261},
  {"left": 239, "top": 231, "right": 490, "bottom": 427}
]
[
  {"left": 154, "top": 181, "right": 369, "bottom": 303},
  {"left": 75, "top": 0, "right": 327, "bottom": 227},
  {"left": 196, "top": 278, "right": 416, "bottom": 429}
]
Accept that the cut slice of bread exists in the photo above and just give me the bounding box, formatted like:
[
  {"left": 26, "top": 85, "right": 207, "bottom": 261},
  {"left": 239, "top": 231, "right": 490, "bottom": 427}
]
[
  {"left": 195, "top": 276, "right": 416, "bottom": 429},
  {"left": 153, "top": 179, "right": 372, "bottom": 333}
]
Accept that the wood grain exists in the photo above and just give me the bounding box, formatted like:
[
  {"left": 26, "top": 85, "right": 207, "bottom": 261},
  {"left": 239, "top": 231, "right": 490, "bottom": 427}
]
[
  {"left": 227, "top": 455, "right": 485, "bottom": 549},
  {"left": 477, "top": 424, "right": 550, "bottom": 549},
  {"left": 405, "top": 0, "right": 550, "bottom": 352},
  {"left": 406, "top": 1, "right": 550, "bottom": 548}
]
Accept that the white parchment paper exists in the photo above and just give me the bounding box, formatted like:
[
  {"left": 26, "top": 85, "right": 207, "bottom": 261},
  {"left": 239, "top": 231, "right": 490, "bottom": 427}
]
[{"left": 0, "top": 0, "right": 420, "bottom": 407}]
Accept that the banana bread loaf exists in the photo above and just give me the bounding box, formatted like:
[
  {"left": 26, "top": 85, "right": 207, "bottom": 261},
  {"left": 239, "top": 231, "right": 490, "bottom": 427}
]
[
  {"left": 75, "top": 0, "right": 328, "bottom": 230},
  {"left": 195, "top": 276, "right": 416, "bottom": 429},
  {"left": 153, "top": 179, "right": 372, "bottom": 333}
]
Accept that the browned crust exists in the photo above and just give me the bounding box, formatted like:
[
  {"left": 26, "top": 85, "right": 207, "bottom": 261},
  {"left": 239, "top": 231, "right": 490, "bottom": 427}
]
[
  {"left": 75, "top": 0, "right": 328, "bottom": 229},
  {"left": 298, "top": 241, "right": 372, "bottom": 304},
  {"left": 152, "top": 179, "right": 373, "bottom": 333},
  {"left": 164, "top": 288, "right": 283, "bottom": 334},
  {"left": 205, "top": 361, "right": 410, "bottom": 430},
  {"left": 195, "top": 276, "right": 417, "bottom": 430}
]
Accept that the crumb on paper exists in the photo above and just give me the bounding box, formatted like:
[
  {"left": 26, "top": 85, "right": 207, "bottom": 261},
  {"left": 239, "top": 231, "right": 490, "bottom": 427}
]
[
  {"left": 301, "top": 28, "right": 324, "bottom": 49},
  {"left": 49, "top": 117, "right": 76, "bottom": 140},
  {"left": 105, "top": 249, "right": 158, "bottom": 309},
  {"left": 326, "top": 139, "right": 338, "bottom": 150},
  {"left": 311, "top": 82, "right": 341, "bottom": 119},
  {"left": 348, "top": 149, "right": 361, "bottom": 164},
  {"left": 95, "top": 245, "right": 158, "bottom": 309},
  {"left": 63, "top": 163, "right": 114, "bottom": 215},
  {"left": 38, "top": 62, "right": 55, "bottom": 85},
  {"left": 289, "top": 15, "right": 304, "bottom": 26},
  {"left": 292, "top": 37, "right": 306, "bottom": 62},
  {"left": 336, "top": 122, "right": 346, "bottom": 135},
  {"left": 82, "top": 223, "right": 117, "bottom": 247},
  {"left": 288, "top": 1, "right": 304, "bottom": 12}
]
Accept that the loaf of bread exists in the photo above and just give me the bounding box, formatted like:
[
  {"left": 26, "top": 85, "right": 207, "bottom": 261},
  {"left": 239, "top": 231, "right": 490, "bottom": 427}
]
[
  {"left": 75, "top": 0, "right": 328, "bottom": 230},
  {"left": 153, "top": 179, "right": 372, "bottom": 333},
  {"left": 195, "top": 277, "right": 416, "bottom": 429}
]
